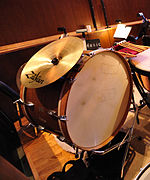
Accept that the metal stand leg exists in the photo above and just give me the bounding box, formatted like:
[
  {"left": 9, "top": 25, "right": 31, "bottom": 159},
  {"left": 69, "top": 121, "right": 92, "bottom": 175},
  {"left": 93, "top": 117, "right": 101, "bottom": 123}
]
[
  {"left": 131, "top": 93, "right": 140, "bottom": 124},
  {"left": 14, "top": 102, "right": 23, "bottom": 127},
  {"left": 121, "top": 104, "right": 138, "bottom": 178},
  {"left": 22, "top": 122, "right": 39, "bottom": 138},
  {"left": 13, "top": 100, "right": 38, "bottom": 138},
  {"left": 131, "top": 93, "right": 137, "bottom": 112}
]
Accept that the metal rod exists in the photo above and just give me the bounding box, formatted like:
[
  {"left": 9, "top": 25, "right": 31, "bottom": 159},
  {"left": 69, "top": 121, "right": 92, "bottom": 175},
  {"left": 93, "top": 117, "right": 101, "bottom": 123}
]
[
  {"left": 100, "top": 0, "right": 109, "bottom": 28},
  {"left": 121, "top": 104, "right": 138, "bottom": 178},
  {"left": 92, "top": 139, "right": 129, "bottom": 155},
  {"left": 88, "top": 0, "right": 97, "bottom": 30}
]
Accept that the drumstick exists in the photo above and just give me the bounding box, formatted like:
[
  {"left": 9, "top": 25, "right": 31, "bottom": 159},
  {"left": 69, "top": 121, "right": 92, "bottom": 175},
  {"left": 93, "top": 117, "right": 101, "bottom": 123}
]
[
  {"left": 116, "top": 51, "right": 137, "bottom": 57},
  {"left": 133, "top": 44, "right": 150, "bottom": 50},
  {"left": 118, "top": 41, "right": 142, "bottom": 52},
  {"left": 123, "top": 42, "right": 146, "bottom": 51},
  {"left": 117, "top": 41, "right": 149, "bottom": 51},
  {"left": 120, "top": 42, "right": 143, "bottom": 53}
]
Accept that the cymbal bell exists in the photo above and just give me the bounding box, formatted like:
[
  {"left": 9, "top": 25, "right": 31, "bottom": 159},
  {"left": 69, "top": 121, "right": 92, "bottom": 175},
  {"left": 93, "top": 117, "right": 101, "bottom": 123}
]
[{"left": 21, "top": 36, "right": 84, "bottom": 88}]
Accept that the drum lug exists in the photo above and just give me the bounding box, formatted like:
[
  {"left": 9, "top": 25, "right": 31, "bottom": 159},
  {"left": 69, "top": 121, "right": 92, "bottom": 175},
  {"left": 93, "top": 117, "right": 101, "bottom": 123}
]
[
  {"left": 14, "top": 98, "right": 34, "bottom": 107},
  {"left": 59, "top": 115, "right": 67, "bottom": 121},
  {"left": 48, "top": 110, "right": 67, "bottom": 121},
  {"left": 69, "top": 78, "right": 76, "bottom": 84}
]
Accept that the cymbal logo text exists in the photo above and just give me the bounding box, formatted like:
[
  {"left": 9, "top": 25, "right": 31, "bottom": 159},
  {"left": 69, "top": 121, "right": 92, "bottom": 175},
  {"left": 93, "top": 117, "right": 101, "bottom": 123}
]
[{"left": 25, "top": 71, "right": 44, "bottom": 84}]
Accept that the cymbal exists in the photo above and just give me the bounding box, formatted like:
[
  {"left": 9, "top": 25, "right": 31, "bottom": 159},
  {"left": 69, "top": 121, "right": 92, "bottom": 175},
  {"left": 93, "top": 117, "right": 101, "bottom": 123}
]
[{"left": 21, "top": 36, "right": 84, "bottom": 88}]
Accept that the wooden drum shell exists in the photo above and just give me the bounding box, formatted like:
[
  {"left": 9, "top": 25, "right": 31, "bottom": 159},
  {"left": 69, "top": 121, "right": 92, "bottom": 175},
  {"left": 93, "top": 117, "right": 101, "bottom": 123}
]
[{"left": 20, "top": 79, "right": 64, "bottom": 136}]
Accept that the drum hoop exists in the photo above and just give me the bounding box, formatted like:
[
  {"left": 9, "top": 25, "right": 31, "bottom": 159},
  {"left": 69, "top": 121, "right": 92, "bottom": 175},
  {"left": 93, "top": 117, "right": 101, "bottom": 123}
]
[
  {"left": 129, "top": 60, "right": 150, "bottom": 91},
  {"left": 16, "top": 63, "right": 26, "bottom": 90},
  {"left": 58, "top": 50, "right": 133, "bottom": 150},
  {"left": 135, "top": 163, "right": 150, "bottom": 180},
  {"left": 129, "top": 60, "right": 150, "bottom": 77},
  {"left": 58, "top": 55, "right": 91, "bottom": 143}
]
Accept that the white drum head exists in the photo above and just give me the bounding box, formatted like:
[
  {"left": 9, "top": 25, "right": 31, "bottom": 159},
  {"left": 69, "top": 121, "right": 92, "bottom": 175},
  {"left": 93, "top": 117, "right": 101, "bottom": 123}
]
[{"left": 59, "top": 51, "right": 132, "bottom": 150}]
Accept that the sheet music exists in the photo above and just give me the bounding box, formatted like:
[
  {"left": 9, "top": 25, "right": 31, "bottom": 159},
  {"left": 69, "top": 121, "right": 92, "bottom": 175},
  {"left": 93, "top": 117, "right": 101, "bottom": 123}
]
[{"left": 113, "top": 24, "right": 132, "bottom": 39}]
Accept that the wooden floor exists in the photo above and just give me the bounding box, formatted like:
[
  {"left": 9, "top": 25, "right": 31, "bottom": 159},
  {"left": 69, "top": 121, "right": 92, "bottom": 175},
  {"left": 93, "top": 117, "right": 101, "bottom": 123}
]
[
  {"left": 15, "top": 120, "right": 76, "bottom": 180},
  {"left": 15, "top": 86, "right": 150, "bottom": 180}
]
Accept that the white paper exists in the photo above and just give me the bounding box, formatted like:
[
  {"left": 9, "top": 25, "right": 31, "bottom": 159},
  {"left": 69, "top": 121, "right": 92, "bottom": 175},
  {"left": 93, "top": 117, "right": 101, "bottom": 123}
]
[{"left": 113, "top": 24, "right": 132, "bottom": 39}]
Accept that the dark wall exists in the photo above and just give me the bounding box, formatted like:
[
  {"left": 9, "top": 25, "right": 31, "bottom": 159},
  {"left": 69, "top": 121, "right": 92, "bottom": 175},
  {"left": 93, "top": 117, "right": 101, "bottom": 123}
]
[
  {"left": 0, "top": 0, "right": 95, "bottom": 46},
  {"left": 1, "top": 0, "right": 150, "bottom": 46},
  {"left": 0, "top": 0, "right": 150, "bottom": 121},
  {"left": 0, "top": 45, "right": 45, "bottom": 121},
  {"left": 103, "top": 0, "right": 150, "bottom": 25}
]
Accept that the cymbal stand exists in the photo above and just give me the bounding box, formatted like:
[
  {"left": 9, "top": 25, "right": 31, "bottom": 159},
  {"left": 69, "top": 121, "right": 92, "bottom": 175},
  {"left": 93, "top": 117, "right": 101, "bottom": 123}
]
[
  {"left": 12, "top": 98, "right": 40, "bottom": 138},
  {"left": 76, "top": 29, "right": 87, "bottom": 50},
  {"left": 0, "top": 81, "right": 23, "bottom": 127},
  {"left": 57, "top": 27, "right": 68, "bottom": 39},
  {"left": 0, "top": 81, "right": 38, "bottom": 138}
]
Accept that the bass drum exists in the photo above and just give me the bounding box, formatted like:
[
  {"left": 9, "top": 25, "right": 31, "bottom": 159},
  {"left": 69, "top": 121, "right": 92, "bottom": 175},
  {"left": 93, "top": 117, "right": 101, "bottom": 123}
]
[{"left": 20, "top": 51, "right": 132, "bottom": 151}]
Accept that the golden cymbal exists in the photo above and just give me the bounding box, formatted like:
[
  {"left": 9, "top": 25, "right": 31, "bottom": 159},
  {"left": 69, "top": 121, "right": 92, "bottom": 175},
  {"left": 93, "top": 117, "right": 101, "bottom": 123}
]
[{"left": 21, "top": 36, "right": 84, "bottom": 88}]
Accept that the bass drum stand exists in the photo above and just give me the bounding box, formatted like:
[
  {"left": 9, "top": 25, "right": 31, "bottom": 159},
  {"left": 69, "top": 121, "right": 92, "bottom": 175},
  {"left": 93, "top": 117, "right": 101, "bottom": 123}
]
[
  {"left": 85, "top": 105, "right": 138, "bottom": 179},
  {"left": 54, "top": 102, "right": 139, "bottom": 180}
]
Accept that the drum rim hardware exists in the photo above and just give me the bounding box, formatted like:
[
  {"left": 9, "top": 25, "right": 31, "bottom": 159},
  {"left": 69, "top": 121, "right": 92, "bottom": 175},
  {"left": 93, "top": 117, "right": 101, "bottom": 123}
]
[
  {"left": 13, "top": 98, "right": 34, "bottom": 107},
  {"left": 134, "top": 162, "right": 150, "bottom": 180},
  {"left": 48, "top": 110, "right": 67, "bottom": 121}
]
